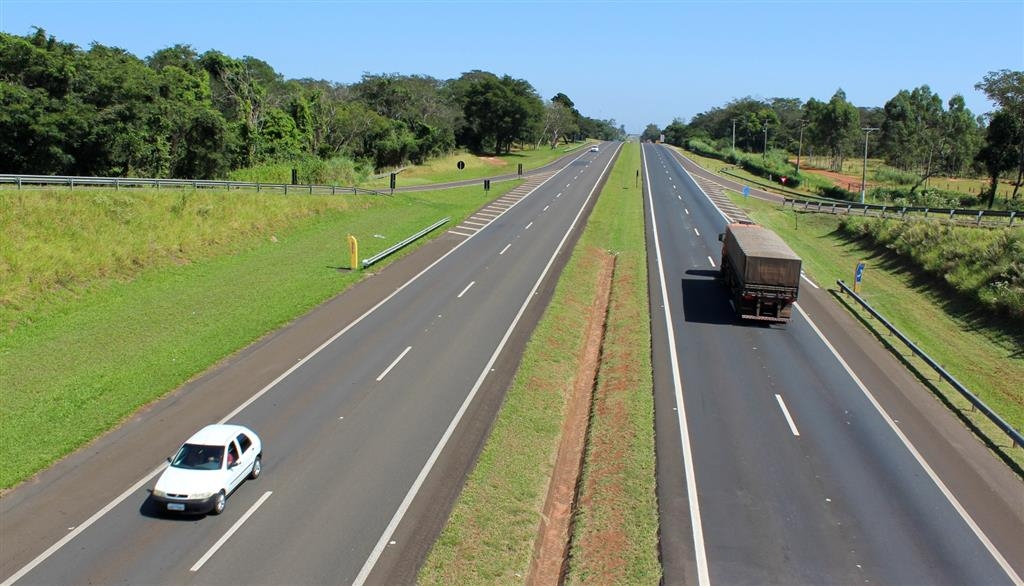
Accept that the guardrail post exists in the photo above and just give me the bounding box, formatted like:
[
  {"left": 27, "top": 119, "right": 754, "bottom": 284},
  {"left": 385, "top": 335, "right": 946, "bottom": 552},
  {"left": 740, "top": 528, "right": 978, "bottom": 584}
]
[
  {"left": 309, "top": 184, "right": 313, "bottom": 195},
  {"left": 923, "top": 208, "right": 929, "bottom": 218},
  {"left": 830, "top": 203, "right": 836, "bottom": 214},
  {"left": 257, "top": 182, "right": 261, "bottom": 192},
  {"left": 1010, "top": 211, "right": 1016, "bottom": 227},
  {"left": 16, "top": 177, "right": 21, "bottom": 190},
  {"left": 284, "top": 185, "right": 288, "bottom": 195},
  {"left": 949, "top": 209, "right": 955, "bottom": 220},
  {"left": 846, "top": 204, "right": 852, "bottom": 214},
  {"left": 69, "top": 177, "right": 74, "bottom": 190},
  {"left": 976, "top": 210, "right": 984, "bottom": 226}
]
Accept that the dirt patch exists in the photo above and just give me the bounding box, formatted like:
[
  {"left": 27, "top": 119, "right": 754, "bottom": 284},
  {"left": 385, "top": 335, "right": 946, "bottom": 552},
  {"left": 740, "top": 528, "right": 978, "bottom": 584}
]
[
  {"left": 802, "top": 166, "right": 870, "bottom": 191},
  {"left": 478, "top": 156, "right": 505, "bottom": 166},
  {"left": 526, "top": 249, "right": 615, "bottom": 586}
]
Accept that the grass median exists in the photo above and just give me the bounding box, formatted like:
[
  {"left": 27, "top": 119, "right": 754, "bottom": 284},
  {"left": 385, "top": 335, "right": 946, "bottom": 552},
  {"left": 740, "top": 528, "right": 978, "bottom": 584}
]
[
  {"left": 419, "top": 141, "right": 659, "bottom": 584},
  {"left": 0, "top": 181, "right": 518, "bottom": 489},
  {"left": 724, "top": 191, "right": 1024, "bottom": 471}
]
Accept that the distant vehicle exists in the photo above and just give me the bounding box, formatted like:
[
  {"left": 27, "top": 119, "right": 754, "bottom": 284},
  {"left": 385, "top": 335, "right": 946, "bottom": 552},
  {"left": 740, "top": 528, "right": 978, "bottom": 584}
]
[
  {"left": 718, "top": 223, "right": 801, "bottom": 322},
  {"left": 590, "top": 146, "right": 599, "bottom": 152},
  {"left": 151, "top": 424, "right": 262, "bottom": 515}
]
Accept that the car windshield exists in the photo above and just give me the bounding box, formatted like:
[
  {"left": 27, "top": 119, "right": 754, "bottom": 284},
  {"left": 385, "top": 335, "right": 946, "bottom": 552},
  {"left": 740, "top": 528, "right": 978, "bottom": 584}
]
[{"left": 171, "top": 443, "right": 224, "bottom": 470}]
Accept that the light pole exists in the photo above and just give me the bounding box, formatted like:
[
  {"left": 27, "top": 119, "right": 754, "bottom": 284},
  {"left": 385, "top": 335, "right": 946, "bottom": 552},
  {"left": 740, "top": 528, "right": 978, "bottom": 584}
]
[
  {"left": 860, "top": 127, "right": 879, "bottom": 204},
  {"left": 796, "top": 120, "right": 806, "bottom": 174},
  {"left": 762, "top": 120, "right": 769, "bottom": 160},
  {"left": 731, "top": 119, "right": 737, "bottom": 157}
]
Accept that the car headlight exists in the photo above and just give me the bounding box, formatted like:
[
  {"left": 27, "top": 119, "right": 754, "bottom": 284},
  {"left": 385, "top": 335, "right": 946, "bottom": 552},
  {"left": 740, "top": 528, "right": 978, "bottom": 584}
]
[
  {"left": 191, "top": 491, "right": 216, "bottom": 500},
  {"left": 152, "top": 488, "right": 167, "bottom": 498}
]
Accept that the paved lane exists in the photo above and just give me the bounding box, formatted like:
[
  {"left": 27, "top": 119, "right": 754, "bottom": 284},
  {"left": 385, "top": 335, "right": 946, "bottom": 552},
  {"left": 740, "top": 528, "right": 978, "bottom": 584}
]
[
  {"left": 643, "top": 143, "right": 1023, "bottom": 586},
  {"left": 2, "top": 144, "right": 621, "bottom": 585}
]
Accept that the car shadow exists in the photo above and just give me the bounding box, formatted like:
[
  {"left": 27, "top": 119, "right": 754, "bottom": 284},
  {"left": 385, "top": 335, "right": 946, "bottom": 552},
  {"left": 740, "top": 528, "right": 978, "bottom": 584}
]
[{"left": 139, "top": 492, "right": 207, "bottom": 520}]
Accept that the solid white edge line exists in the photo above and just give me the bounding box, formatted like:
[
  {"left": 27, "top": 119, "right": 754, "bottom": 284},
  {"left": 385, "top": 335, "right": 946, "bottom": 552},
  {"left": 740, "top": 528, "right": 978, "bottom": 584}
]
[
  {"left": 499, "top": 243, "right": 511, "bottom": 256},
  {"left": 774, "top": 394, "right": 800, "bottom": 436},
  {"left": 795, "top": 304, "right": 1023, "bottom": 585},
  {"left": 352, "top": 142, "right": 624, "bottom": 586},
  {"left": 644, "top": 145, "right": 711, "bottom": 586},
  {"left": 457, "top": 281, "right": 475, "bottom": 299},
  {"left": 376, "top": 346, "right": 412, "bottom": 382},
  {"left": 707, "top": 256, "right": 716, "bottom": 268},
  {"left": 2, "top": 149, "right": 593, "bottom": 586},
  {"left": 800, "top": 273, "right": 820, "bottom": 289},
  {"left": 190, "top": 491, "right": 273, "bottom": 572}
]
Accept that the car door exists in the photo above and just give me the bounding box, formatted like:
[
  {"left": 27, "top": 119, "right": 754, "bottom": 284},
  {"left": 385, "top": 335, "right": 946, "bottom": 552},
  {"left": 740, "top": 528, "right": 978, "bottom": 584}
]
[{"left": 226, "top": 440, "right": 246, "bottom": 491}]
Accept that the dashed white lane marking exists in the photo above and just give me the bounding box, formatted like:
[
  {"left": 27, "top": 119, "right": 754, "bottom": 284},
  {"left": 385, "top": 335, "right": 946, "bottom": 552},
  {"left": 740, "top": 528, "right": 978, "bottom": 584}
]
[
  {"left": 685, "top": 208, "right": 690, "bottom": 214},
  {"left": 376, "top": 346, "right": 412, "bottom": 382},
  {"left": 694, "top": 228, "right": 700, "bottom": 236},
  {"left": 566, "top": 183, "right": 571, "bottom": 188},
  {"left": 801, "top": 274, "right": 820, "bottom": 289},
  {"left": 543, "top": 205, "right": 550, "bottom": 212},
  {"left": 775, "top": 394, "right": 801, "bottom": 436},
  {"left": 525, "top": 221, "right": 534, "bottom": 230},
  {"left": 191, "top": 491, "right": 273, "bottom": 572},
  {"left": 678, "top": 195, "right": 682, "bottom": 200},
  {"left": 457, "top": 281, "right": 475, "bottom": 299},
  {"left": 499, "top": 243, "right": 512, "bottom": 255},
  {"left": 707, "top": 256, "right": 716, "bottom": 267},
  {"left": 556, "top": 192, "right": 562, "bottom": 198}
]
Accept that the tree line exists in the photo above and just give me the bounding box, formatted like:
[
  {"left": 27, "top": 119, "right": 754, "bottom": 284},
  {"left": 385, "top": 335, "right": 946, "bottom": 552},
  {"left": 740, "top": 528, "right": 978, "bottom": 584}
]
[
  {"left": 643, "top": 70, "right": 1024, "bottom": 208},
  {"left": 0, "top": 28, "right": 625, "bottom": 180}
]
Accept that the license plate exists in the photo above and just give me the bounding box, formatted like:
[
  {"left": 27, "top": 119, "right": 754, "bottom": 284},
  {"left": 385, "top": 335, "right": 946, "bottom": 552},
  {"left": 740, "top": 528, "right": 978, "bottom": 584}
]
[{"left": 167, "top": 503, "right": 185, "bottom": 511}]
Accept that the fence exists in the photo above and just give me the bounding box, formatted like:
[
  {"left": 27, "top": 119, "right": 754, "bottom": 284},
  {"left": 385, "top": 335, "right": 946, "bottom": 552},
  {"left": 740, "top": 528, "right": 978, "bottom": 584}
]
[
  {"left": 361, "top": 217, "right": 450, "bottom": 269},
  {"left": 783, "top": 197, "right": 1018, "bottom": 227},
  {"left": 837, "top": 280, "right": 1022, "bottom": 449},
  {"left": 0, "top": 174, "right": 389, "bottom": 197}
]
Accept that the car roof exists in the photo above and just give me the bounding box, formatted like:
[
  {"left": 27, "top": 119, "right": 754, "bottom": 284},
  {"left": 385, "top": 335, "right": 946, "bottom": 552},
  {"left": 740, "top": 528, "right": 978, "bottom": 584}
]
[{"left": 185, "top": 424, "right": 252, "bottom": 446}]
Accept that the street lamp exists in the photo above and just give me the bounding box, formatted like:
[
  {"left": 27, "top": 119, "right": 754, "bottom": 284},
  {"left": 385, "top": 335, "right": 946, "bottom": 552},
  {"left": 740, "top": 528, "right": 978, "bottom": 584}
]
[
  {"left": 731, "top": 119, "right": 737, "bottom": 157},
  {"left": 762, "top": 120, "right": 769, "bottom": 160},
  {"left": 796, "top": 120, "right": 806, "bottom": 175},
  {"left": 860, "top": 127, "right": 879, "bottom": 204}
]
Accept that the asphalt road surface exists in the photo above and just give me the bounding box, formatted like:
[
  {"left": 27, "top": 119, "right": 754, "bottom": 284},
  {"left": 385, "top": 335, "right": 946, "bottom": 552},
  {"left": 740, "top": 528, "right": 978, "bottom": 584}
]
[
  {"left": 1, "top": 144, "right": 620, "bottom": 585},
  {"left": 643, "top": 142, "right": 1024, "bottom": 586}
]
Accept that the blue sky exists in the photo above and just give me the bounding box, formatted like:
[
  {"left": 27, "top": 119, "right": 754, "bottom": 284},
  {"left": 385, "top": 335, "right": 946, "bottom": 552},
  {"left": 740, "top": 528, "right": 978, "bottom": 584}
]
[{"left": 2, "top": 0, "right": 1022, "bottom": 133}]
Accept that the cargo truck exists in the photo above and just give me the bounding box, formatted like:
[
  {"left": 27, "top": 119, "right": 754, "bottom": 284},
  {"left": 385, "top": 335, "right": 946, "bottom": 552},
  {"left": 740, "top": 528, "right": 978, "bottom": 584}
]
[{"left": 717, "top": 222, "right": 802, "bottom": 322}]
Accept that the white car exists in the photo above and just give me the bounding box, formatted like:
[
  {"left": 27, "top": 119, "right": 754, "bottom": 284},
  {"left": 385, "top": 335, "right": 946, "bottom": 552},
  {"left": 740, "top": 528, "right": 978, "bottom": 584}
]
[
  {"left": 590, "top": 146, "right": 599, "bottom": 152},
  {"left": 151, "top": 424, "right": 262, "bottom": 515}
]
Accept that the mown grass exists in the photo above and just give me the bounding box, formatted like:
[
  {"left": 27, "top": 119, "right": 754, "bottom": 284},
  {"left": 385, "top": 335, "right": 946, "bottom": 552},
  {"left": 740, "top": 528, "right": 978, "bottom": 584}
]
[
  {"left": 567, "top": 142, "right": 659, "bottom": 584},
  {"left": 724, "top": 191, "right": 1024, "bottom": 469},
  {"left": 0, "top": 181, "right": 518, "bottom": 489},
  {"left": 360, "top": 142, "right": 593, "bottom": 188},
  {"left": 419, "top": 142, "right": 658, "bottom": 584}
]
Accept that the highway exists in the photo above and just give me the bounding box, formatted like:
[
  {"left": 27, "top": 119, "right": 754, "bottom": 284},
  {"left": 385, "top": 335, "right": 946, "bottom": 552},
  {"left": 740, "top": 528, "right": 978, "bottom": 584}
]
[
  {"left": 0, "top": 144, "right": 620, "bottom": 585},
  {"left": 643, "top": 142, "right": 1024, "bottom": 585}
]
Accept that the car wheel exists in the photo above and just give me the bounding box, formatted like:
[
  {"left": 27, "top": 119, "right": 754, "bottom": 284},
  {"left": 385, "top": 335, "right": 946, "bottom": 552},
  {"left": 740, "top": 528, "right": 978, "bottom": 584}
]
[
  {"left": 211, "top": 491, "right": 226, "bottom": 515},
  {"left": 249, "top": 455, "right": 262, "bottom": 480}
]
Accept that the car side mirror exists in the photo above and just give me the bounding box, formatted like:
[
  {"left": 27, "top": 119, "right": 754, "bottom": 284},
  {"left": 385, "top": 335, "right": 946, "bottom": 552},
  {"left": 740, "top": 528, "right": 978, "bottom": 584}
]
[{"left": 717, "top": 233, "right": 724, "bottom": 242}]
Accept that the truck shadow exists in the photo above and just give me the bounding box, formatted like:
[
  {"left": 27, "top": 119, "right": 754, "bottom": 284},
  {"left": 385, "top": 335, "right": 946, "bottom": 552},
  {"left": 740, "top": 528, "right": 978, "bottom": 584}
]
[{"left": 679, "top": 269, "right": 741, "bottom": 326}]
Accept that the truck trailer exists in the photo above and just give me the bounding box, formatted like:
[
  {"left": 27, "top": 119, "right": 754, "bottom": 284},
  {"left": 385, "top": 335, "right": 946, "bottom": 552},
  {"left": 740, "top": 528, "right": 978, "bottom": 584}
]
[{"left": 718, "top": 223, "right": 802, "bottom": 322}]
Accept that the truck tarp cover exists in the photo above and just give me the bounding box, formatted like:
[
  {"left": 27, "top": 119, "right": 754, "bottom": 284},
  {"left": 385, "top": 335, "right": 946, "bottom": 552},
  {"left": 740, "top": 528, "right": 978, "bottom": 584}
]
[{"left": 727, "top": 226, "right": 802, "bottom": 288}]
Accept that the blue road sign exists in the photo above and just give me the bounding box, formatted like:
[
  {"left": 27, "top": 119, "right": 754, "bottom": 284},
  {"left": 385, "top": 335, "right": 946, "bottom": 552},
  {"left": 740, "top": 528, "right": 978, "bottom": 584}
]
[
  {"left": 742, "top": 185, "right": 750, "bottom": 197},
  {"left": 855, "top": 262, "right": 865, "bottom": 283}
]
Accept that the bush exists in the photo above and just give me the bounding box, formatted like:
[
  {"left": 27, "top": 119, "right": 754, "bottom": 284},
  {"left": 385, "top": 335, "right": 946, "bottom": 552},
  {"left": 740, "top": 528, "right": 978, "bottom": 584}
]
[
  {"left": 873, "top": 166, "right": 918, "bottom": 186},
  {"left": 839, "top": 217, "right": 1024, "bottom": 319},
  {"left": 868, "top": 187, "right": 979, "bottom": 209},
  {"left": 819, "top": 185, "right": 859, "bottom": 201}
]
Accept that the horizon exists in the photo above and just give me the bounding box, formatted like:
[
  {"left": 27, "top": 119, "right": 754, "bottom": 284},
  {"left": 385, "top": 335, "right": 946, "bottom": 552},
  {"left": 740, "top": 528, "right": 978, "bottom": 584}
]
[{"left": 2, "top": 0, "right": 1021, "bottom": 133}]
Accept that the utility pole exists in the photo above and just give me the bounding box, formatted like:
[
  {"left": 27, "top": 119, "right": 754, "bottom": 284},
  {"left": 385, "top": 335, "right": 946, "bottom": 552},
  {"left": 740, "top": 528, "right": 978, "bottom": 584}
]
[
  {"left": 796, "top": 120, "right": 806, "bottom": 174},
  {"left": 731, "top": 119, "right": 737, "bottom": 157},
  {"left": 860, "top": 127, "right": 880, "bottom": 204},
  {"left": 762, "top": 120, "right": 769, "bottom": 160}
]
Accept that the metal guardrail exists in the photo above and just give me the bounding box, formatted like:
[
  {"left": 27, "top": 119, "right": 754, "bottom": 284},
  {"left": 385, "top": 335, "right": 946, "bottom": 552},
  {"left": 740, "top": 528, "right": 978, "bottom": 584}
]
[
  {"left": 361, "top": 217, "right": 450, "bottom": 269},
  {"left": 784, "top": 197, "right": 1018, "bottom": 227},
  {"left": 0, "top": 173, "right": 389, "bottom": 196},
  {"left": 837, "top": 280, "right": 1022, "bottom": 448}
]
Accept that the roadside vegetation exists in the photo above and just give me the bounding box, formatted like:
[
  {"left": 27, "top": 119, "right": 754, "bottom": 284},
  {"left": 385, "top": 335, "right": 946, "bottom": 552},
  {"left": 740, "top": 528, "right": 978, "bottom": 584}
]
[
  {"left": 645, "top": 70, "right": 1024, "bottom": 210},
  {"left": 420, "top": 142, "right": 659, "bottom": 584},
  {"left": 723, "top": 191, "right": 1024, "bottom": 470},
  {"left": 0, "top": 180, "right": 519, "bottom": 489}
]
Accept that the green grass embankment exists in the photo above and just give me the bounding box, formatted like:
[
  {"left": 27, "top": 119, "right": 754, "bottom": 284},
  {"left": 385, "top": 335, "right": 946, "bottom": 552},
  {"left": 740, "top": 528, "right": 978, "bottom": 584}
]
[
  {"left": 0, "top": 181, "right": 518, "bottom": 489},
  {"left": 725, "top": 192, "right": 1024, "bottom": 470},
  {"left": 419, "top": 142, "right": 659, "bottom": 583}
]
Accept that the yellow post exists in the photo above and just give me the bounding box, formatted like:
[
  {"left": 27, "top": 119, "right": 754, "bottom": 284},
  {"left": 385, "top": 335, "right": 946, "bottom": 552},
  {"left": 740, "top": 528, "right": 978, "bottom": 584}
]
[{"left": 347, "top": 234, "right": 359, "bottom": 269}]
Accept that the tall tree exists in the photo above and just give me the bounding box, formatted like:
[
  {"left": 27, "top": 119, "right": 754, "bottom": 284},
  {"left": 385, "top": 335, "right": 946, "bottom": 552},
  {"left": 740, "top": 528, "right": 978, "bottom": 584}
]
[{"left": 976, "top": 70, "right": 1024, "bottom": 199}]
